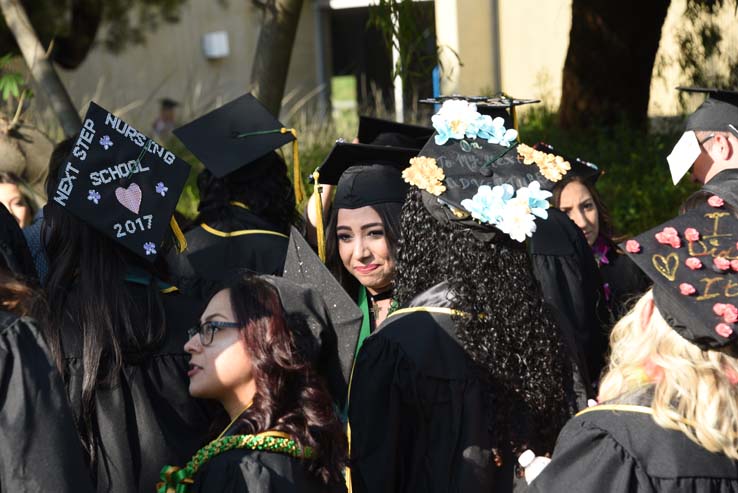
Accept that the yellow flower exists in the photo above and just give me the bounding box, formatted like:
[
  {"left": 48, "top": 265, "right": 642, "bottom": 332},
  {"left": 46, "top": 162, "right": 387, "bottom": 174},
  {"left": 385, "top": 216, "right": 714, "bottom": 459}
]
[
  {"left": 516, "top": 145, "right": 570, "bottom": 182},
  {"left": 403, "top": 156, "right": 447, "bottom": 196}
]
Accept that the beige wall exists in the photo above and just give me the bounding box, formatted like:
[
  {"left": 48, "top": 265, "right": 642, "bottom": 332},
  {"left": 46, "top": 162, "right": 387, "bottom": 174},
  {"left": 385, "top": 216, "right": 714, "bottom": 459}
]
[{"left": 55, "top": 0, "right": 320, "bottom": 130}]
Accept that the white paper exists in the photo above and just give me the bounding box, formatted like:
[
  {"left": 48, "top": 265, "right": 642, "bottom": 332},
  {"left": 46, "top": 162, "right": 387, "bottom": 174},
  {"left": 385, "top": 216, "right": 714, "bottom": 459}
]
[{"left": 667, "top": 131, "right": 702, "bottom": 185}]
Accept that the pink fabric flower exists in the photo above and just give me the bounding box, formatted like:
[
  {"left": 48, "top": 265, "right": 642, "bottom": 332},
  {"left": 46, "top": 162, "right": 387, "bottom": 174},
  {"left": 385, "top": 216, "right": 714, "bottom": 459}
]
[
  {"left": 724, "top": 304, "right": 738, "bottom": 324},
  {"left": 655, "top": 227, "right": 681, "bottom": 248},
  {"left": 679, "top": 283, "right": 696, "bottom": 295},
  {"left": 625, "top": 240, "right": 641, "bottom": 253},
  {"left": 684, "top": 228, "right": 700, "bottom": 242},
  {"left": 725, "top": 366, "right": 738, "bottom": 385},
  {"left": 714, "top": 257, "right": 731, "bottom": 271},
  {"left": 715, "top": 323, "right": 734, "bottom": 338},
  {"left": 714, "top": 303, "right": 727, "bottom": 316},
  {"left": 685, "top": 257, "right": 703, "bottom": 270},
  {"left": 732, "top": 260, "right": 738, "bottom": 272},
  {"left": 708, "top": 195, "right": 725, "bottom": 208}
]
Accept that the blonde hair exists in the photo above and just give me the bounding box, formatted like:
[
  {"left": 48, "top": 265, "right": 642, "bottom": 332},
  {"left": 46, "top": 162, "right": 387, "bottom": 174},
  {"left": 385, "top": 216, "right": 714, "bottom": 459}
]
[{"left": 599, "top": 289, "right": 738, "bottom": 459}]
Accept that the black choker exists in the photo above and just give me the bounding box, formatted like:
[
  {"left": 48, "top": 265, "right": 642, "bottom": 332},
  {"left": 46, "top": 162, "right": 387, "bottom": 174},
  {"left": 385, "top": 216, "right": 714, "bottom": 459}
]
[{"left": 370, "top": 289, "right": 393, "bottom": 302}]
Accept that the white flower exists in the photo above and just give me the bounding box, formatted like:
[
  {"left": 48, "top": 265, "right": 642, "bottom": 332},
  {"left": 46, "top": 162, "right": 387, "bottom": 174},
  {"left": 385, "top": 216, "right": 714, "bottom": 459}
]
[
  {"left": 432, "top": 100, "right": 482, "bottom": 145},
  {"left": 496, "top": 196, "right": 537, "bottom": 242},
  {"left": 515, "top": 181, "right": 551, "bottom": 219}
]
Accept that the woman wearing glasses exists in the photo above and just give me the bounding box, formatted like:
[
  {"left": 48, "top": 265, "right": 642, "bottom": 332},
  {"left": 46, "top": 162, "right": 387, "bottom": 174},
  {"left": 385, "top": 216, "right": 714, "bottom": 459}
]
[{"left": 161, "top": 275, "right": 347, "bottom": 493}]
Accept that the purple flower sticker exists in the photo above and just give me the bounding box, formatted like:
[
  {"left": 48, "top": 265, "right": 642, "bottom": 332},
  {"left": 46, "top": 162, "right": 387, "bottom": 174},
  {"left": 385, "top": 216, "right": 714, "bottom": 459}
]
[
  {"left": 143, "top": 242, "right": 157, "bottom": 256},
  {"left": 155, "top": 182, "right": 168, "bottom": 197},
  {"left": 87, "top": 189, "right": 101, "bottom": 204},
  {"left": 100, "top": 135, "right": 113, "bottom": 150}
]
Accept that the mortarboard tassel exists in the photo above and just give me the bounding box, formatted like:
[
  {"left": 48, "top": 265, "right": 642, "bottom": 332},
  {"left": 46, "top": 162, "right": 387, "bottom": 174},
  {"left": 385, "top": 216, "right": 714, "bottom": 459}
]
[
  {"left": 170, "top": 216, "right": 188, "bottom": 253},
  {"left": 312, "top": 169, "right": 326, "bottom": 263}
]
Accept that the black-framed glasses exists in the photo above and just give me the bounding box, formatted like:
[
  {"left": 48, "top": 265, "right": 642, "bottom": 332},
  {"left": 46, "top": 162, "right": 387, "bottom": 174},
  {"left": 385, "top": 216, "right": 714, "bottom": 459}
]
[{"left": 187, "top": 321, "right": 241, "bottom": 346}]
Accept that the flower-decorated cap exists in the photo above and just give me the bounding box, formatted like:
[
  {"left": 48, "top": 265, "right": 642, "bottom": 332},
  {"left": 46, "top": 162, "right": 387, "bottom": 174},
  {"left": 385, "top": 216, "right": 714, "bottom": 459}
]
[
  {"left": 313, "top": 141, "right": 418, "bottom": 209},
  {"left": 622, "top": 196, "right": 738, "bottom": 350},
  {"left": 419, "top": 93, "right": 540, "bottom": 129},
  {"left": 407, "top": 99, "right": 566, "bottom": 243},
  {"left": 52, "top": 101, "right": 191, "bottom": 261},
  {"left": 668, "top": 87, "right": 738, "bottom": 185},
  {"left": 173, "top": 93, "right": 295, "bottom": 178},
  {"left": 357, "top": 115, "right": 433, "bottom": 150},
  {"left": 533, "top": 142, "right": 602, "bottom": 184}
]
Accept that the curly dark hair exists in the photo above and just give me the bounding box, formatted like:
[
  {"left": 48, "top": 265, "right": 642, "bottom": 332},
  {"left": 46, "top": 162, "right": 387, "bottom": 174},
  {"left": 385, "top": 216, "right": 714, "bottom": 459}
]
[
  {"left": 225, "top": 276, "right": 347, "bottom": 485},
  {"left": 323, "top": 201, "right": 403, "bottom": 298},
  {"left": 194, "top": 151, "right": 300, "bottom": 235},
  {"left": 394, "top": 188, "right": 573, "bottom": 454}
]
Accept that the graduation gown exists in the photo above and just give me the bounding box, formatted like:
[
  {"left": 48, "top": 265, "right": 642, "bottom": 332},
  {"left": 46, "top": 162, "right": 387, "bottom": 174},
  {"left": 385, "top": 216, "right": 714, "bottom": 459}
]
[
  {"left": 529, "top": 388, "right": 738, "bottom": 493},
  {"left": 168, "top": 204, "right": 289, "bottom": 289},
  {"left": 703, "top": 168, "right": 738, "bottom": 209},
  {"left": 60, "top": 282, "right": 216, "bottom": 493},
  {"left": 0, "top": 312, "right": 93, "bottom": 492},
  {"left": 599, "top": 249, "right": 651, "bottom": 320},
  {"left": 348, "top": 282, "right": 513, "bottom": 493}
]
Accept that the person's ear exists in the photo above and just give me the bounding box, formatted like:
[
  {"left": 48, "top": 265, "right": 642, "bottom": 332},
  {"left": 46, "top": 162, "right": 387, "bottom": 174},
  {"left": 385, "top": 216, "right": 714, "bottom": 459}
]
[
  {"left": 713, "top": 134, "right": 732, "bottom": 161},
  {"left": 640, "top": 294, "right": 655, "bottom": 331}
]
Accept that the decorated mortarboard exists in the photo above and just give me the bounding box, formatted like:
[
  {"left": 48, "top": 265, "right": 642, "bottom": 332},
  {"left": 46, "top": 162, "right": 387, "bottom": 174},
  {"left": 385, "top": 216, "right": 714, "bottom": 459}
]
[
  {"left": 621, "top": 195, "right": 738, "bottom": 350},
  {"left": 533, "top": 142, "right": 602, "bottom": 183},
  {"left": 312, "top": 141, "right": 417, "bottom": 209},
  {"left": 52, "top": 102, "right": 191, "bottom": 261},
  {"left": 419, "top": 93, "right": 540, "bottom": 129},
  {"left": 357, "top": 115, "right": 433, "bottom": 150},
  {"left": 173, "top": 93, "right": 304, "bottom": 201},
  {"left": 403, "top": 99, "right": 573, "bottom": 243},
  {"left": 667, "top": 87, "right": 738, "bottom": 185}
]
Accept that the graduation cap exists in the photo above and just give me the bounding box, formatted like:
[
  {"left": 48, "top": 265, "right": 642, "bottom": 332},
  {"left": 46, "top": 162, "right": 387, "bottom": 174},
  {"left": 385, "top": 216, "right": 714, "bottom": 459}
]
[
  {"left": 622, "top": 196, "right": 738, "bottom": 350},
  {"left": 51, "top": 101, "right": 191, "bottom": 261},
  {"left": 419, "top": 93, "right": 540, "bottom": 130},
  {"left": 405, "top": 99, "right": 570, "bottom": 243},
  {"left": 533, "top": 142, "right": 602, "bottom": 183},
  {"left": 173, "top": 93, "right": 304, "bottom": 201},
  {"left": 357, "top": 115, "right": 433, "bottom": 150},
  {"left": 281, "top": 227, "right": 362, "bottom": 409},
  {"left": 667, "top": 87, "right": 738, "bottom": 185}
]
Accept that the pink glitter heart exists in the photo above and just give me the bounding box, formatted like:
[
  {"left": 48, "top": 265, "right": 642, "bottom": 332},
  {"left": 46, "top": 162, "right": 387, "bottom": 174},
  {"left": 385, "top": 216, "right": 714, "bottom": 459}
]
[{"left": 115, "top": 183, "right": 142, "bottom": 214}]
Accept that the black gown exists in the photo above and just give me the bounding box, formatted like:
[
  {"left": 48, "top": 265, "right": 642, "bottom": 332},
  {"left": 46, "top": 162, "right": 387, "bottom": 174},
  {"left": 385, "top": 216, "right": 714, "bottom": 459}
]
[
  {"left": 60, "top": 281, "right": 216, "bottom": 493},
  {"left": 599, "top": 248, "right": 651, "bottom": 320},
  {"left": 703, "top": 168, "right": 738, "bottom": 209},
  {"left": 0, "top": 312, "right": 93, "bottom": 492},
  {"left": 348, "top": 282, "right": 515, "bottom": 493},
  {"left": 190, "top": 419, "right": 346, "bottom": 493},
  {"left": 529, "top": 388, "right": 738, "bottom": 492},
  {"left": 529, "top": 209, "right": 610, "bottom": 404},
  {"left": 168, "top": 204, "right": 289, "bottom": 292}
]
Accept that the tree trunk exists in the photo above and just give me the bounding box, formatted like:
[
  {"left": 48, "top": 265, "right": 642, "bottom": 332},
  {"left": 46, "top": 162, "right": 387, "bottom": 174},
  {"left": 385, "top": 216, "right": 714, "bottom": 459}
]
[
  {"left": 249, "top": 0, "right": 304, "bottom": 115},
  {"left": 559, "top": 0, "right": 670, "bottom": 129},
  {"left": 0, "top": 0, "right": 80, "bottom": 137}
]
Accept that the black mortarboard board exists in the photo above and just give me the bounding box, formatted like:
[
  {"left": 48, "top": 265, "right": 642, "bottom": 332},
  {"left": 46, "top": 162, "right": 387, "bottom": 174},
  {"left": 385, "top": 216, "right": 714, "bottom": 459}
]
[
  {"left": 623, "top": 197, "right": 738, "bottom": 350},
  {"left": 419, "top": 94, "right": 540, "bottom": 128},
  {"left": 173, "top": 93, "right": 295, "bottom": 178},
  {"left": 160, "top": 98, "right": 179, "bottom": 109},
  {"left": 357, "top": 116, "right": 433, "bottom": 150},
  {"left": 678, "top": 87, "right": 738, "bottom": 136},
  {"left": 314, "top": 141, "right": 417, "bottom": 209},
  {"left": 533, "top": 142, "right": 602, "bottom": 183},
  {"left": 51, "top": 101, "right": 191, "bottom": 261},
  {"left": 281, "top": 227, "right": 362, "bottom": 408}
]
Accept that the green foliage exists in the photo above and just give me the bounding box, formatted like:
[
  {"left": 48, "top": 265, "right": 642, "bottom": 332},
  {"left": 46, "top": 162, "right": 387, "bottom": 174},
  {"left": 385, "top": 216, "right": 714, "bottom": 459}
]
[
  {"left": 0, "top": 54, "right": 23, "bottom": 101},
  {"left": 521, "top": 107, "right": 699, "bottom": 237}
]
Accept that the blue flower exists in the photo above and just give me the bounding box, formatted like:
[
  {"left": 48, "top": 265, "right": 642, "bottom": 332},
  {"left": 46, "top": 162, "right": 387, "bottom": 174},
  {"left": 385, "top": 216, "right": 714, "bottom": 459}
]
[
  {"left": 155, "top": 182, "right": 168, "bottom": 197},
  {"left": 485, "top": 117, "right": 518, "bottom": 147},
  {"left": 431, "top": 100, "right": 482, "bottom": 145},
  {"left": 99, "top": 135, "right": 113, "bottom": 150},
  {"left": 87, "top": 190, "right": 101, "bottom": 204},
  {"left": 143, "top": 242, "right": 157, "bottom": 256},
  {"left": 516, "top": 181, "right": 551, "bottom": 219},
  {"left": 460, "top": 184, "right": 514, "bottom": 225}
]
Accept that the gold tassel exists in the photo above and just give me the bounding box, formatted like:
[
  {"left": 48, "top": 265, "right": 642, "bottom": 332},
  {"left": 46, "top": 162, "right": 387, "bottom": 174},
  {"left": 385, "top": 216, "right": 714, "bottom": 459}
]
[
  {"left": 281, "top": 128, "right": 304, "bottom": 204},
  {"left": 312, "top": 169, "right": 326, "bottom": 263},
  {"left": 345, "top": 421, "right": 353, "bottom": 493},
  {"left": 170, "top": 216, "right": 187, "bottom": 253}
]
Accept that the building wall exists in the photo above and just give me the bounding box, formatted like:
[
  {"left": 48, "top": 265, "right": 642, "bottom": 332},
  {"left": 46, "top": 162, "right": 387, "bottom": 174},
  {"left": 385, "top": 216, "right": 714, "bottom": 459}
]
[{"left": 56, "top": 0, "right": 321, "bottom": 129}]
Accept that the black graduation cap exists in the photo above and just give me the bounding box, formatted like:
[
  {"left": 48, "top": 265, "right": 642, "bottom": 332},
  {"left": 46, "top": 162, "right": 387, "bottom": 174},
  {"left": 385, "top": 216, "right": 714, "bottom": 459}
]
[
  {"left": 173, "top": 93, "right": 295, "bottom": 178},
  {"left": 419, "top": 94, "right": 540, "bottom": 128},
  {"left": 357, "top": 116, "right": 433, "bottom": 150},
  {"left": 313, "top": 141, "right": 418, "bottom": 209},
  {"left": 623, "top": 197, "right": 738, "bottom": 350},
  {"left": 533, "top": 142, "right": 602, "bottom": 183},
  {"left": 281, "top": 227, "right": 362, "bottom": 408},
  {"left": 51, "top": 101, "right": 191, "bottom": 261},
  {"left": 678, "top": 87, "right": 738, "bottom": 136}
]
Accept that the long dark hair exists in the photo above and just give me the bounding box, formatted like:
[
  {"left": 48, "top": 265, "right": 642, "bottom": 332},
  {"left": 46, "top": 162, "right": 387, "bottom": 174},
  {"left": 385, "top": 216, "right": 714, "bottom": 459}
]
[
  {"left": 42, "top": 140, "right": 169, "bottom": 471},
  {"left": 225, "top": 276, "right": 347, "bottom": 485},
  {"left": 324, "top": 201, "right": 403, "bottom": 297},
  {"left": 552, "top": 176, "right": 616, "bottom": 246},
  {"left": 394, "top": 188, "right": 573, "bottom": 455},
  {"left": 194, "top": 151, "right": 299, "bottom": 234}
]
